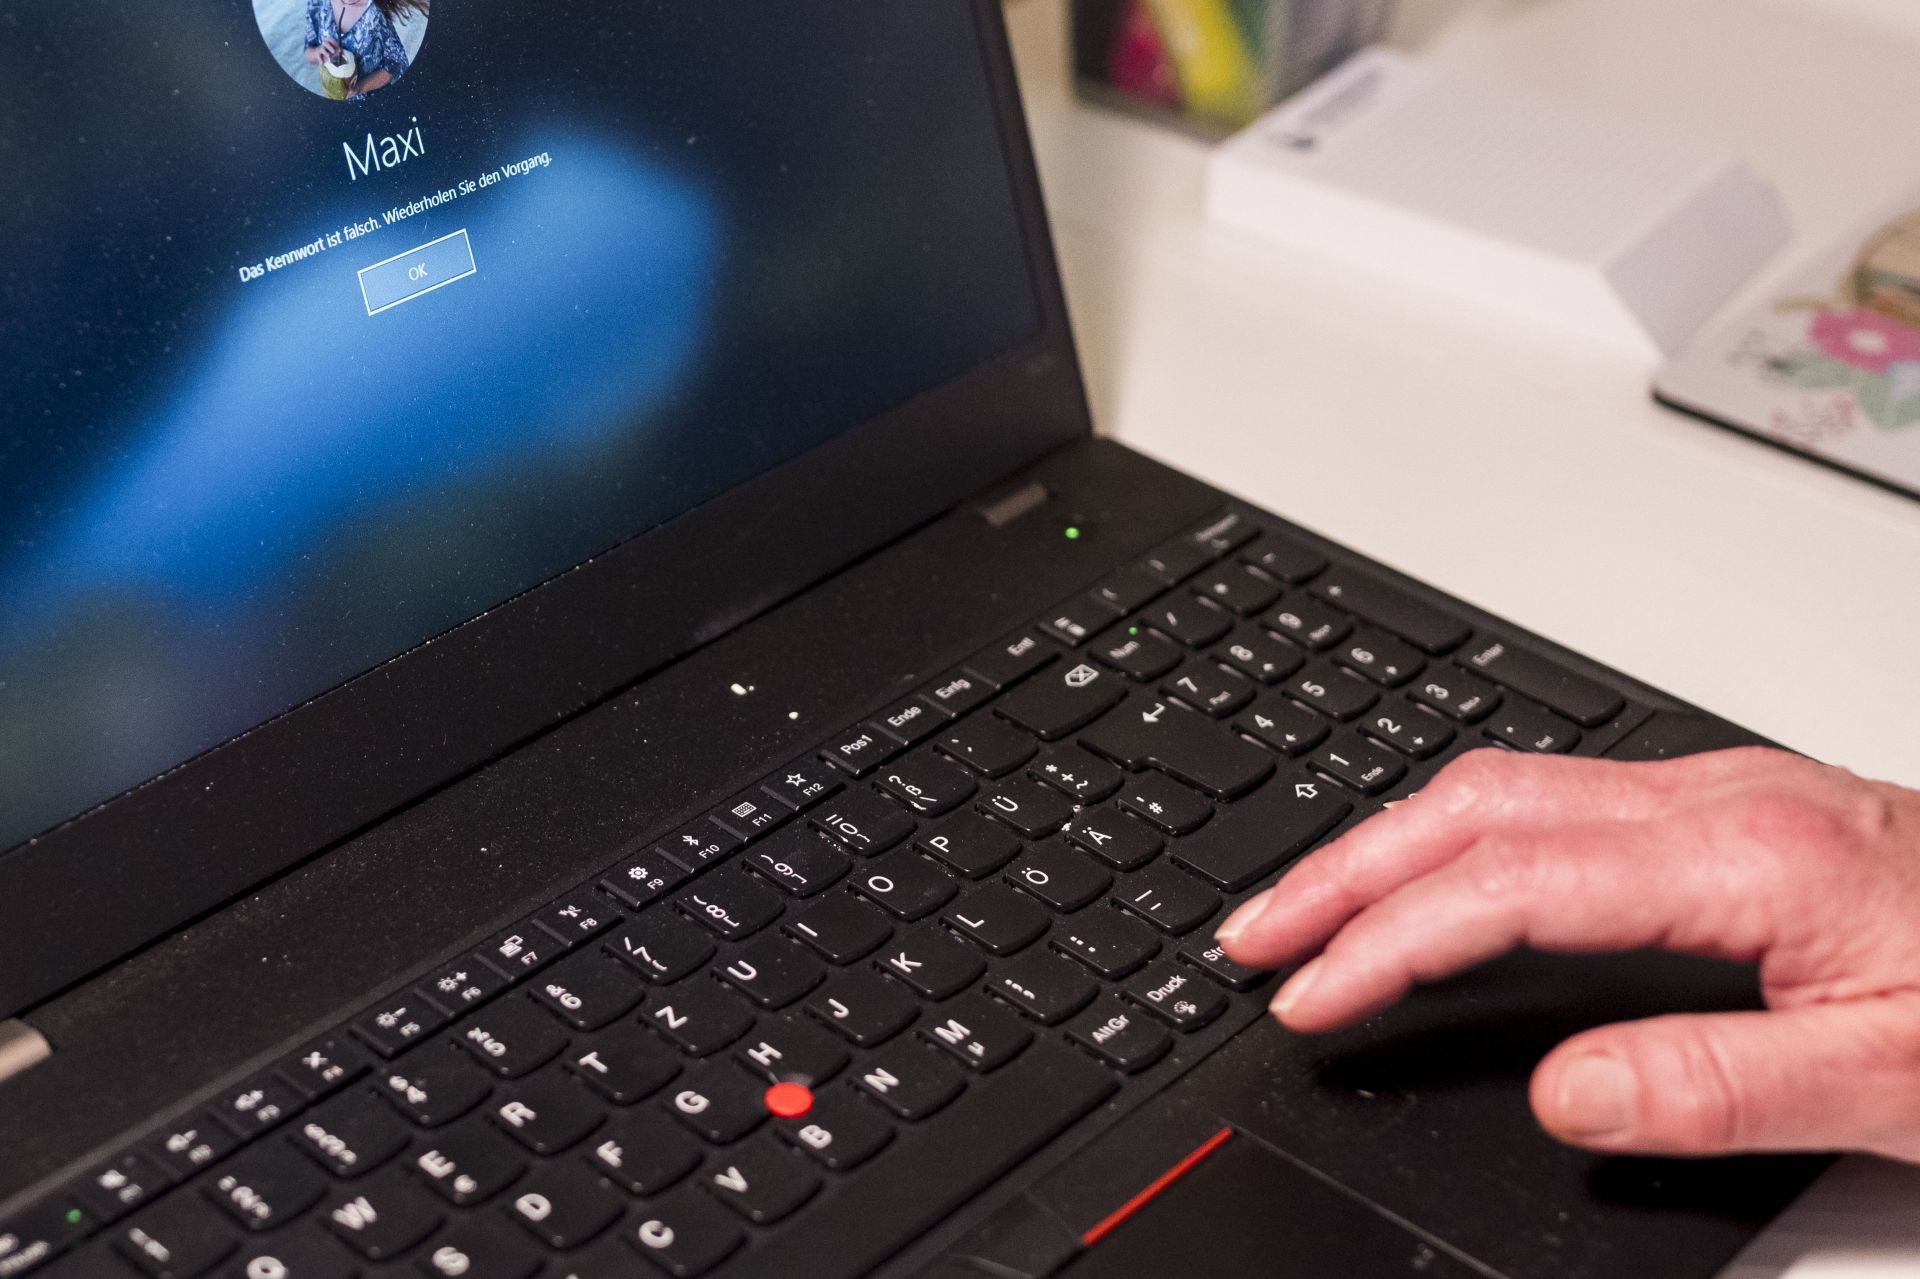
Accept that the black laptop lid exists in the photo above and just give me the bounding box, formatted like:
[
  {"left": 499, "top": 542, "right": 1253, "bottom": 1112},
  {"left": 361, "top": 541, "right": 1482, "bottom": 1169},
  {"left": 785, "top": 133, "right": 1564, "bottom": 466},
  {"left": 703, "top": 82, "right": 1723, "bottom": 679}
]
[{"left": 0, "top": 1, "right": 1087, "bottom": 1015}]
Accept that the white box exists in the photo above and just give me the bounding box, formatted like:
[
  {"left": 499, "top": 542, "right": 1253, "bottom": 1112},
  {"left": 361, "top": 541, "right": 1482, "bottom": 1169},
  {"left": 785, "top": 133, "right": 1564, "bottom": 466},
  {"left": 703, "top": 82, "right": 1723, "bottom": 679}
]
[{"left": 1205, "top": 48, "right": 1791, "bottom": 358}]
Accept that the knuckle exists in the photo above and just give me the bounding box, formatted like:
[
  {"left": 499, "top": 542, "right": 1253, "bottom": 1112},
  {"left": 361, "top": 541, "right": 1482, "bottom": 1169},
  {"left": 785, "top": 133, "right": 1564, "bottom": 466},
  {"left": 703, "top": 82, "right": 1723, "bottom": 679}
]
[
  {"left": 1429, "top": 748, "right": 1523, "bottom": 811},
  {"left": 1458, "top": 836, "right": 1541, "bottom": 902},
  {"left": 1659, "top": 1029, "right": 1750, "bottom": 1150}
]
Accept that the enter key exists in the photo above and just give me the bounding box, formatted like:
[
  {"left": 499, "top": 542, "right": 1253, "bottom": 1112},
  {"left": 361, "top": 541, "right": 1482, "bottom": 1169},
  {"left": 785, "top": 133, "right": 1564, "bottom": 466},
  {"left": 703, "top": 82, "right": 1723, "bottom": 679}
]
[
  {"left": 1171, "top": 774, "right": 1352, "bottom": 891},
  {"left": 1080, "top": 695, "right": 1274, "bottom": 800}
]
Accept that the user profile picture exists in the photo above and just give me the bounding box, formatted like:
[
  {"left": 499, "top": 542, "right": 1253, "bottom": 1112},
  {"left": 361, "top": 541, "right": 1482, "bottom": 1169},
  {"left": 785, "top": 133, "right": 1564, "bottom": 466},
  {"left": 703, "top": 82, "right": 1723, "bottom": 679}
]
[{"left": 253, "top": 0, "right": 430, "bottom": 101}]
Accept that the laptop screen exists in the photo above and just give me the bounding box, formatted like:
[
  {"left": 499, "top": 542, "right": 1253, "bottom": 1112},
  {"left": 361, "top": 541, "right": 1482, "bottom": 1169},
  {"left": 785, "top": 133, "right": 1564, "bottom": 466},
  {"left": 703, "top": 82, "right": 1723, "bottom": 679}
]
[{"left": 0, "top": 2, "right": 1041, "bottom": 855}]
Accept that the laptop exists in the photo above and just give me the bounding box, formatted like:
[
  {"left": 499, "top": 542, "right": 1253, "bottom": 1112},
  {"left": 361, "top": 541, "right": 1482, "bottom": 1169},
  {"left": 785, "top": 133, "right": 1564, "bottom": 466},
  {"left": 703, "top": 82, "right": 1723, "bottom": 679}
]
[{"left": 0, "top": 3, "right": 1825, "bottom": 1277}]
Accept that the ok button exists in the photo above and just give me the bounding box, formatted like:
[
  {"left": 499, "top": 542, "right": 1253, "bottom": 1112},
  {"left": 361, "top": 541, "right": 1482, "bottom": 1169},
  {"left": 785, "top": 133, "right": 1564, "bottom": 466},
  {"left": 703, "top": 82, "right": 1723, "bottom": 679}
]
[{"left": 357, "top": 228, "right": 476, "bottom": 315}]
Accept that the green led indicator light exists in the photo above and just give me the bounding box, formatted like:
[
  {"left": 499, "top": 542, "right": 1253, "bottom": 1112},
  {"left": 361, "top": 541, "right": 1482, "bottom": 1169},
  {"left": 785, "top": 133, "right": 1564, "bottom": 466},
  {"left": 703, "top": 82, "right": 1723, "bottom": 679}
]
[
  {"left": 1128, "top": 626, "right": 1140, "bottom": 636},
  {"left": 1063, "top": 526, "right": 1081, "bottom": 541},
  {"left": 65, "top": 1208, "right": 82, "bottom": 1225}
]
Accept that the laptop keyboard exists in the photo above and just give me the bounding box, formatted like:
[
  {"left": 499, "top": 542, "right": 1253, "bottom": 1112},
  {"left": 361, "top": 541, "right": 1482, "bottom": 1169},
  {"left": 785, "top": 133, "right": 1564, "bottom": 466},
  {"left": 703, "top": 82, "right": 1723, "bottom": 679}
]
[{"left": 2, "top": 508, "right": 1639, "bottom": 1279}]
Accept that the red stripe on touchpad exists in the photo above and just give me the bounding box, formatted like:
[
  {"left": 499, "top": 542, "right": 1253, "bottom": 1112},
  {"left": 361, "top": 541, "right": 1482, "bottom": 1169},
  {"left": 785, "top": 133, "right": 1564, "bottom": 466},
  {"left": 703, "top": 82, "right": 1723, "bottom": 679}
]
[{"left": 1081, "top": 1126, "right": 1236, "bottom": 1248}]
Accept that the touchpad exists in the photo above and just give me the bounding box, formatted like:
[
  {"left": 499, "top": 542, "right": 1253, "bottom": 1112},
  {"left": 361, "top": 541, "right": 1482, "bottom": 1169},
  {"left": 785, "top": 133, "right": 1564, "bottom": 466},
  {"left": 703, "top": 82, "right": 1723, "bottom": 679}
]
[{"left": 1060, "top": 1130, "right": 1484, "bottom": 1279}]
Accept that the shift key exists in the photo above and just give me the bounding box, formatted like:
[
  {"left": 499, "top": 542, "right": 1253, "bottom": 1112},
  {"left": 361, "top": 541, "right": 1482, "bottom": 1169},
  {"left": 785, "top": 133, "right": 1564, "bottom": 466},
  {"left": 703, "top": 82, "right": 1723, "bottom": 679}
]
[{"left": 1464, "top": 640, "right": 1624, "bottom": 728}]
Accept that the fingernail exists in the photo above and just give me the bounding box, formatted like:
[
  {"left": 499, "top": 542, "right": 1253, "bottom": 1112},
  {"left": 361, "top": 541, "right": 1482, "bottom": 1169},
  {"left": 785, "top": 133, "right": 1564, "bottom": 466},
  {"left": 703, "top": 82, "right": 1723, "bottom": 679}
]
[
  {"left": 1270, "top": 957, "right": 1323, "bottom": 1020},
  {"left": 1554, "top": 1055, "right": 1639, "bottom": 1139},
  {"left": 1214, "top": 893, "right": 1269, "bottom": 948}
]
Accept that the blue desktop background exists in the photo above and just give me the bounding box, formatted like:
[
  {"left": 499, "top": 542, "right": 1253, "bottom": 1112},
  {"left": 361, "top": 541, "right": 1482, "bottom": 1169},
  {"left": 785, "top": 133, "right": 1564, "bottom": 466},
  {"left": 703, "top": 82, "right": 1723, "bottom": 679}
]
[{"left": 0, "top": 2, "right": 1041, "bottom": 852}]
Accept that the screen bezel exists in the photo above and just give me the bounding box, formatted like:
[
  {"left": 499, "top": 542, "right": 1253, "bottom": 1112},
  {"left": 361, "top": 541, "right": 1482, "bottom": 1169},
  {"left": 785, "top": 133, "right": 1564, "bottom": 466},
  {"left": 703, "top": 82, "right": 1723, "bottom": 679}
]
[{"left": 0, "top": 1, "right": 1090, "bottom": 1018}]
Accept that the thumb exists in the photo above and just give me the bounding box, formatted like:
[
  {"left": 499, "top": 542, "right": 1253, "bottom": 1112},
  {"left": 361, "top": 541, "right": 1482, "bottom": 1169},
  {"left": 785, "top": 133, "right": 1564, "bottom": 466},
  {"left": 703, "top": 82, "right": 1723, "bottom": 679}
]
[{"left": 1530, "top": 994, "right": 1920, "bottom": 1162}]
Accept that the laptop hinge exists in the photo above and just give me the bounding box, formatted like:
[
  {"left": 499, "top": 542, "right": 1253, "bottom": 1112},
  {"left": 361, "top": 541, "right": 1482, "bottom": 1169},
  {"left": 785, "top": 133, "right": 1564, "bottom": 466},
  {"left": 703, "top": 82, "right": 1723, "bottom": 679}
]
[{"left": 0, "top": 1020, "right": 52, "bottom": 1085}]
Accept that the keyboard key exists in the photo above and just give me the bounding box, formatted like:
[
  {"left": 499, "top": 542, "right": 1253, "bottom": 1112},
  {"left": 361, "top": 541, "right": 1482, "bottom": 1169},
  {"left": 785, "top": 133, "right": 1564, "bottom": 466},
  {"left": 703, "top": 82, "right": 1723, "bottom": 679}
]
[
  {"left": 531, "top": 950, "right": 647, "bottom": 1031},
  {"left": 1039, "top": 594, "right": 1120, "bottom": 647},
  {"left": 1191, "top": 562, "right": 1282, "bottom": 615},
  {"left": 777, "top": 1092, "right": 894, "bottom": 1171},
  {"left": 490, "top": 1072, "right": 604, "bottom": 1156},
  {"left": 1234, "top": 694, "right": 1330, "bottom": 757},
  {"left": 744, "top": 826, "right": 852, "bottom": 897},
  {"left": 606, "top": 913, "right": 715, "bottom": 984},
  {"left": 1464, "top": 639, "right": 1626, "bottom": 727},
  {"left": 810, "top": 787, "right": 916, "bottom": 855},
  {"left": 962, "top": 633, "right": 1059, "bottom": 691},
  {"left": 1486, "top": 700, "right": 1582, "bottom": 754},
  {"left": 1239, "top": 531, "right": 1327, "bottom": 584},
  {"left": 819, "top": 725, "right": 903, "bottom": 778},
  {"left": 215, "top": 1076, "right": 301, "bottom": 1137},
  {"left": 1092, "top": 565, "right": 1166, "bottom": 614},
  {"left": 918, "top": 994, "right": 1032, "bottom": 1071},
  {"left": 1335, "top": 628, "right": 1425, "bottom": 688},
  {"left": 1361, "top": 700, "right": 1456, "bottom": 760},
  {"left": 277, "top": 1037, "right": 369, "bottom": 1102},
  {"left": 940, "top": 884, "right": 1048, "bottom": 956},
  {"left": 875, "top": 924, "right": 985, "bottom": 1000},
  {"left": 1265, "top": 597, "right": 1351, "bottom": 652},
  {"left": 1089, "top": 623, "right": 1183, "bottom": 681},
  {"left": 72, "top": 1153, "right": 167, "bottom": 1224},
  {"left": 227, "top": 1225, "right": 359, "bottom": 1279},
  {"left": 806, "top": 970, "right": 918, "bottom": 1047},
  {"left": 1112, "top": 865, "right": 1221, "bottom": 935},
  {"left": 986, "top": 949, "right": 1099, "bottom": 1025},
  {"left": 716, "top": 935, "right": 827, "bottom": 1009},
  {"left": 732, "top": 1014, "right": 850, "bottom": 1086},
  {"left": 1185, "top": 509, "right": 1261, "bottom": 555},
  {"left": 1313, "top": 573, "right": 1470, "bottom": 655},
  {"left": 418, "top": 959, "right": 508, "bottom": 1017},
  {"left": 783, "top": 893, "right": 893, "bottom": 964},
  {"left": 1060, "top": 807, "right": 1163, "bottom": 871},
  {"left": 760, "top": 758, "right": 844, "bottom": 811},
  {"left": 1004, "top": 840, "right": 1112, "bottom": 912},
  {"left": 1173, "top": 774, "right": 1352, "bottom": 891},
  {"left": 675, "top": 868, "right": 784, "bottom": 941},
  {"left": 291, "top": 1094, "right": 409, "bottom": 1178},
  {"left": 203, "top": 1142, "right": 325, "bottom": 1231},
  {"left": 567, "top": 1022, "right": 681, "bottom": 1104},
  {"left": 420, "top": 1216, "right": 544, "bottom": 1279},
  {"left": 915, "top": 810, "right": 1021, "bottom": 878},
  {"left": 1080, "top": 696, "right": 1274, "bottom": 799},
  {"left": 535, "top": 893, "right": 620, "bottom": 950},
  {"left": 1116, "top": 773, "right": 1212, "bottom": 835},
  {"left": 1138, "top": 538, "right": 1212, "bottom": 586},
  {"left": 994, "top": 660, "right": 1126, "bottom": 740},
  {"left": 1215, "top": 626, "right": 1304, "bottom": 685},
  {"left": 476, "top": 921, "right": 561, "bottom": 979},
  {"left": 1052, "top": 909, "right": 1159, "bottom": 979},
  {"left": 321, "top": 1168, "right": 443, "bottom": 1260},
  {"left": 871, "top": 697, "right": 951, "bottom": 748},
  {"left": 1288, "top": 665, "right": 1378, "bottom": 721},
  {"left": 853, "top": 1042, "right": 966, "bottom": 1120},
  {"left": 851, "top": 849, "right": 959, "bottom": 921},
  {"left": 112, "top": 1194, "right": 236, "bottom": 1277},
  {"left": 1410, "top": 666, "right": 1501, "bottom": 723},
  {"left": 935, "top": 714, "right": 1040, "bottom": 779},
  {"left": 1143, "top": 595, "right": 1232, "bottom": 648},
  {"left": 353, "top": 996, "right": 449, "bottom": 1059},
  {"left": 504, "top": 1161, "right": 624, "bottom": 1250},
  {"left": 1028, "top": 744, "right": 1123, "bottom": 803},
  {"left": 700, "top": 1139, "right": 821, "bottom": 1225},
  {"left": 412, "top": 1119, "right": 527, "bottom": 1207},
  {"left": 455, "top": 999, "right": 569, "bottom": 1080},
  {"left": 643, "top": 980, "right": 755, "bottom": 1057},
  {"left": 1124, "top": 963, "right": 1228, "bottom": 1032},
  {"left": 144, "top": 1112, "right": 237, "bottom": 1180},
  {"left": 1312, "top": 736, "right": 1408, "bottom": 795},
  {"left": 587, "top": 1109, "right": 702, "bottom": 1195},
  {"left": 622, "top": 1191, "right": 743, "bottom": 1278},
  {"left": 920, "top": 670, "right": 996, "bottom": 719},
  {"left": 976, "top": 778, "right": 1075, "bottom": 839},
  {"left": 666, "top": 1061, "right": 767, "bottom": 1144},
  {"left": 1180, "top": 937, "right": 1268, "bottom": 992},
  {"left": 602, "top": 852, "right": 697, "bottom": 911},
  {"left": 659, "top": 820, "right": 744, "bottom": 873},
  {"left": 874, "top": 751, "right": 977, "bottom": 816},
  {"left": 1065, "top": 998, "right": 1172, "bottom": 1074},
  {"left": 378, "top": 1048, "right": 493, "bottom": 1127},
  {"left": 1161, "top": 660, "right": 1255, "bottom": 719},
  {"left": 709, "top": 790, "right": 791, "bottom": 844}
]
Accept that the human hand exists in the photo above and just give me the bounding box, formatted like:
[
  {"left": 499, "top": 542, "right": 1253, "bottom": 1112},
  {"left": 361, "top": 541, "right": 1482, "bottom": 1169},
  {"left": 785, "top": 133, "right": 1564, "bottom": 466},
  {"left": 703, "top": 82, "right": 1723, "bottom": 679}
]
[
  {"left": 1214, "top": 747, "right": 1920, "bottom": 1162},
  {"left": 320, "top": 37, "right": 344, "bottom": 62}
]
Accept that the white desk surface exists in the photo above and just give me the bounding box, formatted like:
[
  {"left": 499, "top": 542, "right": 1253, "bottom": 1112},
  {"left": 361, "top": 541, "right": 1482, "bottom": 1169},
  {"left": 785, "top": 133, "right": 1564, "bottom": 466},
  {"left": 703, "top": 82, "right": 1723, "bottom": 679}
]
[{"left": 1001, "top": 0, "right": 1920, "bottom": 1273}]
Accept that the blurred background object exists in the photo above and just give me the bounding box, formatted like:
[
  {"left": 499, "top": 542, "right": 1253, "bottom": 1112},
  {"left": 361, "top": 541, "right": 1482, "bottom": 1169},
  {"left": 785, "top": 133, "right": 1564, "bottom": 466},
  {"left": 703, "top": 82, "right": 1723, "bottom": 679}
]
[{"left": 1071, "top": 0, "right": 1397, "bottom": 133}]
